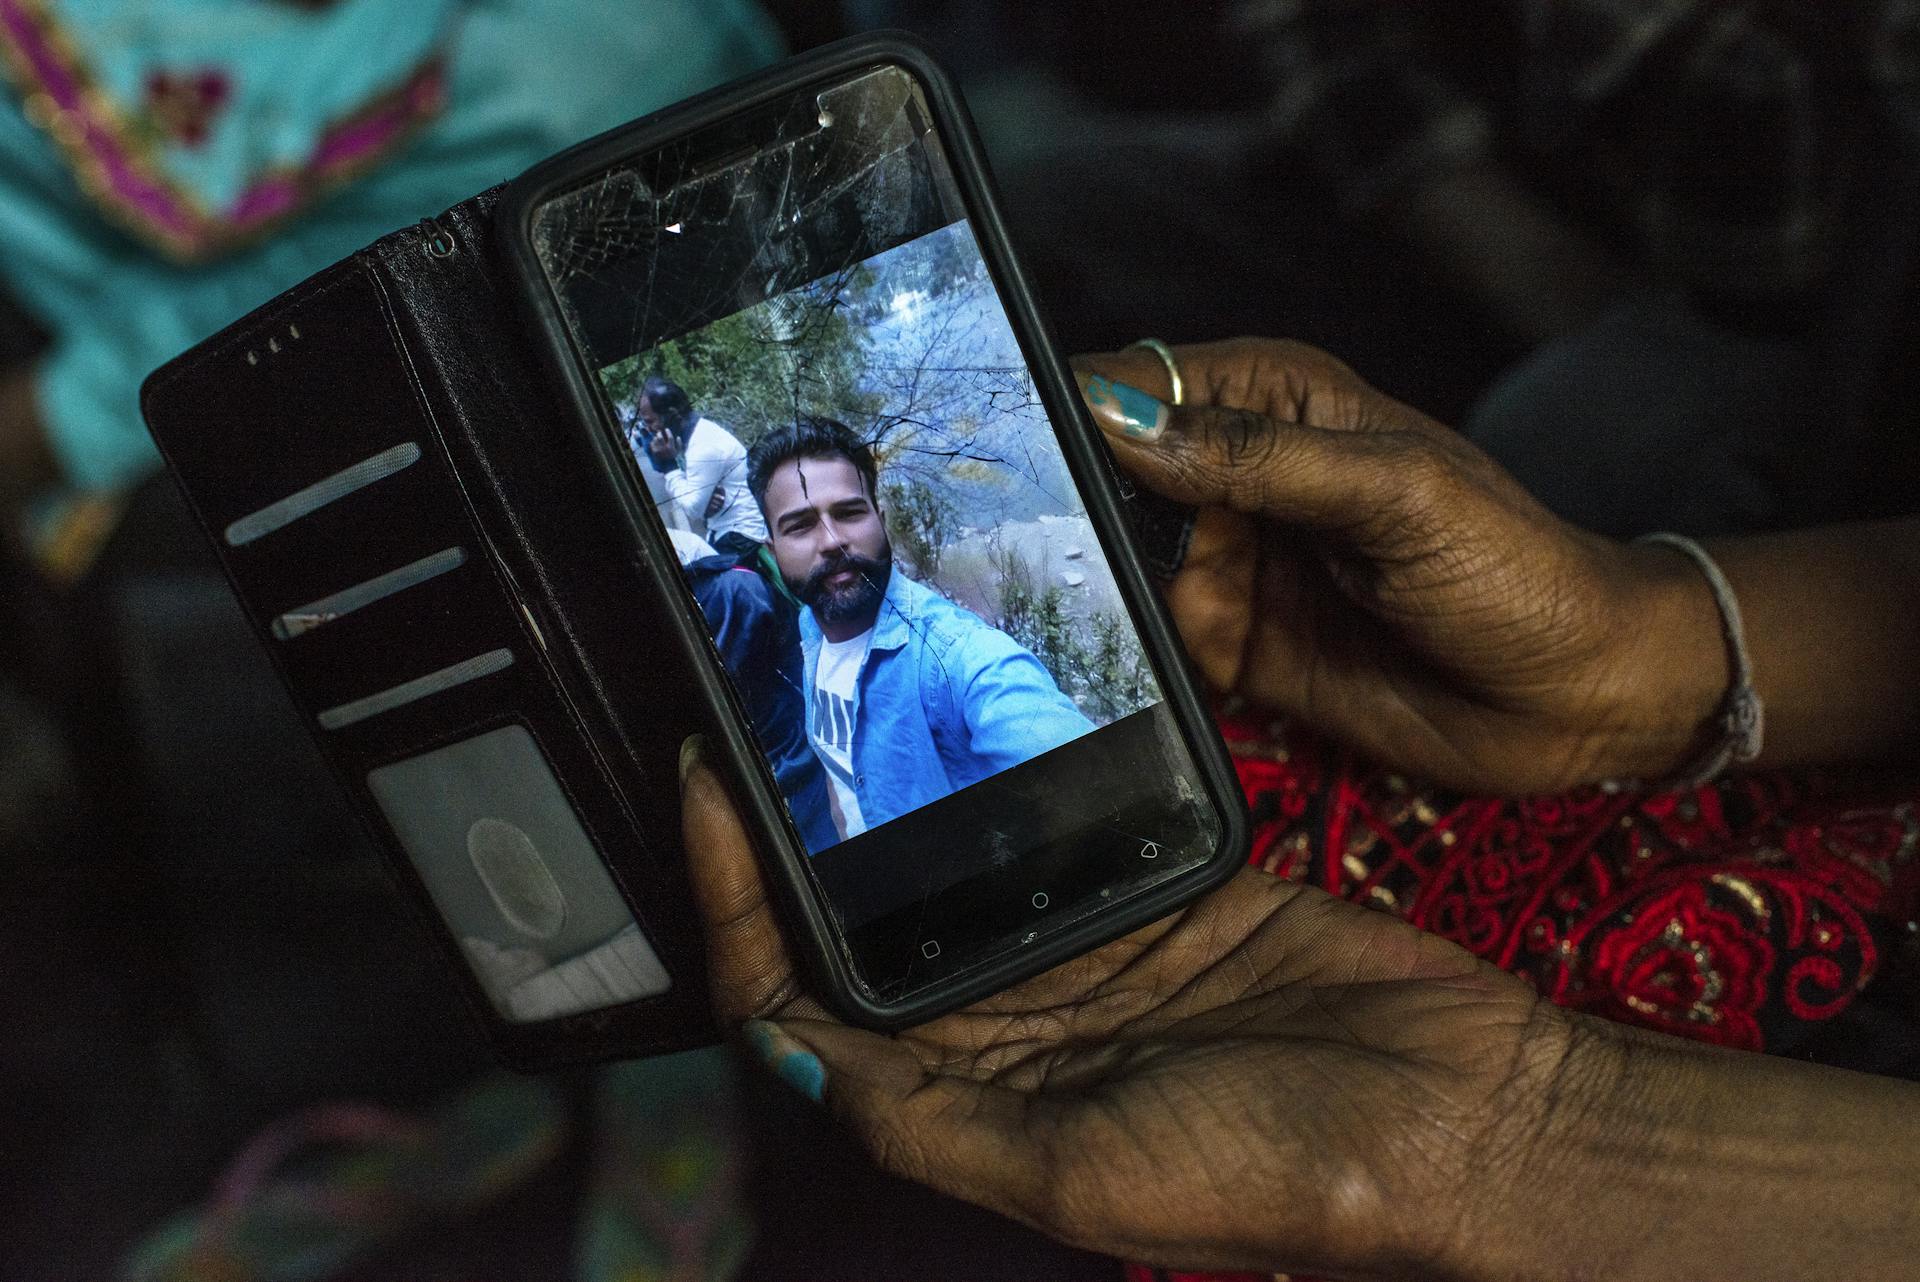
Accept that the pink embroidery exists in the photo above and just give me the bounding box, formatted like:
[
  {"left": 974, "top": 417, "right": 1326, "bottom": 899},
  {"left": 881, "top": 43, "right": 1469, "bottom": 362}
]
[
  {"left": 143, "top": 67, "right": 231, "bottom": 147},
  {"left": 0, "top": 0, "right": 446, "bottom": 260}
]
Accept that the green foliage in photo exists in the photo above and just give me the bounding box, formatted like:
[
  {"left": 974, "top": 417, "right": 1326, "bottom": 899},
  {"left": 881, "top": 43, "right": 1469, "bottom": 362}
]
[
  {"left": 601, "top": 263, "right": 883, "bottom": 448},
  {"left": 991, "top": 541, "right": 1154, "bottom": 724}
]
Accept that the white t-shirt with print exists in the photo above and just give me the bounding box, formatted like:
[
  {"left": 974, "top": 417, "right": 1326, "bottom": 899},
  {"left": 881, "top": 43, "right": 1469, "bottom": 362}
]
[{"left": 809, "top": 628, "right": 873, "bottom": 840}]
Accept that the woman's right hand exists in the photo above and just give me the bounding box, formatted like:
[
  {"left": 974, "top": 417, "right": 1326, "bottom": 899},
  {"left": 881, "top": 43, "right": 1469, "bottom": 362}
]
[{"left": 1075, "top": 338, "right": 1726, "bottom": 795}]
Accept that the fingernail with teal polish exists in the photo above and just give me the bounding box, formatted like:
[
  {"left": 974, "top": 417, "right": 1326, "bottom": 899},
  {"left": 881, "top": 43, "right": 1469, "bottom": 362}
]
[
  {"left": 1077, "top": 373, "right": 1169, "bottom": 442},
  {"left": 678, "top": 733, "right": 704, "bottom": 785},
  {"left": 745, "top": 1019, "right": 826, "bottom": 1104}
]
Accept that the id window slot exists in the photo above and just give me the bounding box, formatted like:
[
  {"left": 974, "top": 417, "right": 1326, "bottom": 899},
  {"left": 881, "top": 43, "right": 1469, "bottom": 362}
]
[{"left": 367, "top": 725, "right": 672, "bottom": 1023}]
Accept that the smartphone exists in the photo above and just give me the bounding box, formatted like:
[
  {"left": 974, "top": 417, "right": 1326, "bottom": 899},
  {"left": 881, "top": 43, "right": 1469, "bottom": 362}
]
[{"left": 500, "top": 37, "right": 1248, "bottom": 1026}]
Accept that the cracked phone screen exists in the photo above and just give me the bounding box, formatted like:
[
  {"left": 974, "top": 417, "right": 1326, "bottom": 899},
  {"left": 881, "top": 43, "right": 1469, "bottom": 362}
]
[{"left": 531, "top": 66, "right": 1221, "bottom": 1002}]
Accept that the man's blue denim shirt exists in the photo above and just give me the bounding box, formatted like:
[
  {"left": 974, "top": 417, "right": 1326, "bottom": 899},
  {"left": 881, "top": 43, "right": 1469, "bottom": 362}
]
[{"left": 797, "top": 568, "right": 1096, "bottom": 845}]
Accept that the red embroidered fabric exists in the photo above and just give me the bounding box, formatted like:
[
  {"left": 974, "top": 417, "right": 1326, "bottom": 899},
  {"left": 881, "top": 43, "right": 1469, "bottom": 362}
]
[{"left": 1124, "top": 712, "right": 1920, "bottom": 1282}]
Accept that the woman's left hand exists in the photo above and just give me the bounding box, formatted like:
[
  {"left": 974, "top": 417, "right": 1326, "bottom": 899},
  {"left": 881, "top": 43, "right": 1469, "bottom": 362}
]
[{"left": 682, "top": 740, "right": 1566, "bottom": 1278}]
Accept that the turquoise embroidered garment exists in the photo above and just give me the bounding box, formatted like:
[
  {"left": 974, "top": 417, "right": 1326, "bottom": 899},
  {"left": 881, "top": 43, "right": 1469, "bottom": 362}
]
[
  {"left": 0, "top": 0, "right": 459, "bottom": 259},
  {"left": 0, "top": 0, "right": 781, "bottom": 494}
]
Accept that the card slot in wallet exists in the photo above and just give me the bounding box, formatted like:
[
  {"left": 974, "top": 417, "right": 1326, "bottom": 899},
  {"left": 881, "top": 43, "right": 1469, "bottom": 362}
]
[{"left": 144, "top": 246, "right": 723, "bottom": 1069}]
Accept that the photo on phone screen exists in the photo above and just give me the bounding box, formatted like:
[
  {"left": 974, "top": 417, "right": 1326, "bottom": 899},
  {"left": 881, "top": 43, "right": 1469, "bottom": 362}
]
[
  {"left": 528, "top": 63, "right": 1223, "bottom": 1002},
  {"left": 597, "top": 219, "right": 1164, "bottom": 857}
]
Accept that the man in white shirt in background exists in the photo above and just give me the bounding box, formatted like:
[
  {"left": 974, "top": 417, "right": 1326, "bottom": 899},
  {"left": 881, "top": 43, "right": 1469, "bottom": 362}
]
[{"left": 632, "top": 376, "right": 770, "bottom": 559}]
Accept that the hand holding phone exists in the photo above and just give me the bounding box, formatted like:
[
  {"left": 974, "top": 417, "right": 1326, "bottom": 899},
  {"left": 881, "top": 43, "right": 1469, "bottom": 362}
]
[
  {"left": 677, "top": 736, "right": 1557, "bottom": 1279},
  {"left": 1073, "top": 337, "right": 1704, "bottom": 797},
  {"left": 646, "top": 427, "right": 678, "bottom": 470}
]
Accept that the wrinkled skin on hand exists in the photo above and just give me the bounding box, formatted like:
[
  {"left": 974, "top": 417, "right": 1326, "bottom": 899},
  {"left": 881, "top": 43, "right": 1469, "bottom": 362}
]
[
  {"left": 684, "top": 750, "right": 1568, "bottom": 1278},
  {"left": 1077, "top": 338, "right": 1716, "bottom": 796}
]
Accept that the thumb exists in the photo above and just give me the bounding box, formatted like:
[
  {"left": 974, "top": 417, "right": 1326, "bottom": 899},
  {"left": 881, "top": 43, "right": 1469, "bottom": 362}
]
[
  {"left": 748, "top": 1017, "right": 1063, "bottom": 1233},
  {"left": 1076, "top": 371, "right": 1407, "bottom": 531},
  {"left": 679, "top": 735, "right": 810, "bottom": 1022}
]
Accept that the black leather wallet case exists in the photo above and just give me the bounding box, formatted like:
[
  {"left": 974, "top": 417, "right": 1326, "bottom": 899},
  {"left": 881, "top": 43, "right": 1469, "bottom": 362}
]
[
  {"left": 141, "top": 187, "right": 745, "bottom": 1069},
  {"left": 140, "top": 189, "right": 1197, "bottom": 1069}
]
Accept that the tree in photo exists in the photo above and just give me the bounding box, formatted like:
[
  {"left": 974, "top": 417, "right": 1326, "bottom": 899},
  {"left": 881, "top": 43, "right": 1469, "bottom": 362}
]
[
  {"left": 601, "top": 261, "right": 882, "bottom": 449},
  {"left": 882, "top": 479, "right": 957, "bottom": 582}
]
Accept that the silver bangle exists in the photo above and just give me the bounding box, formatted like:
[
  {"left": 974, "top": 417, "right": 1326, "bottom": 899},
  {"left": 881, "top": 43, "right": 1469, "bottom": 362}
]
[{"left": 1635, "top": 532, "right": 1765, "bottom": 791}]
